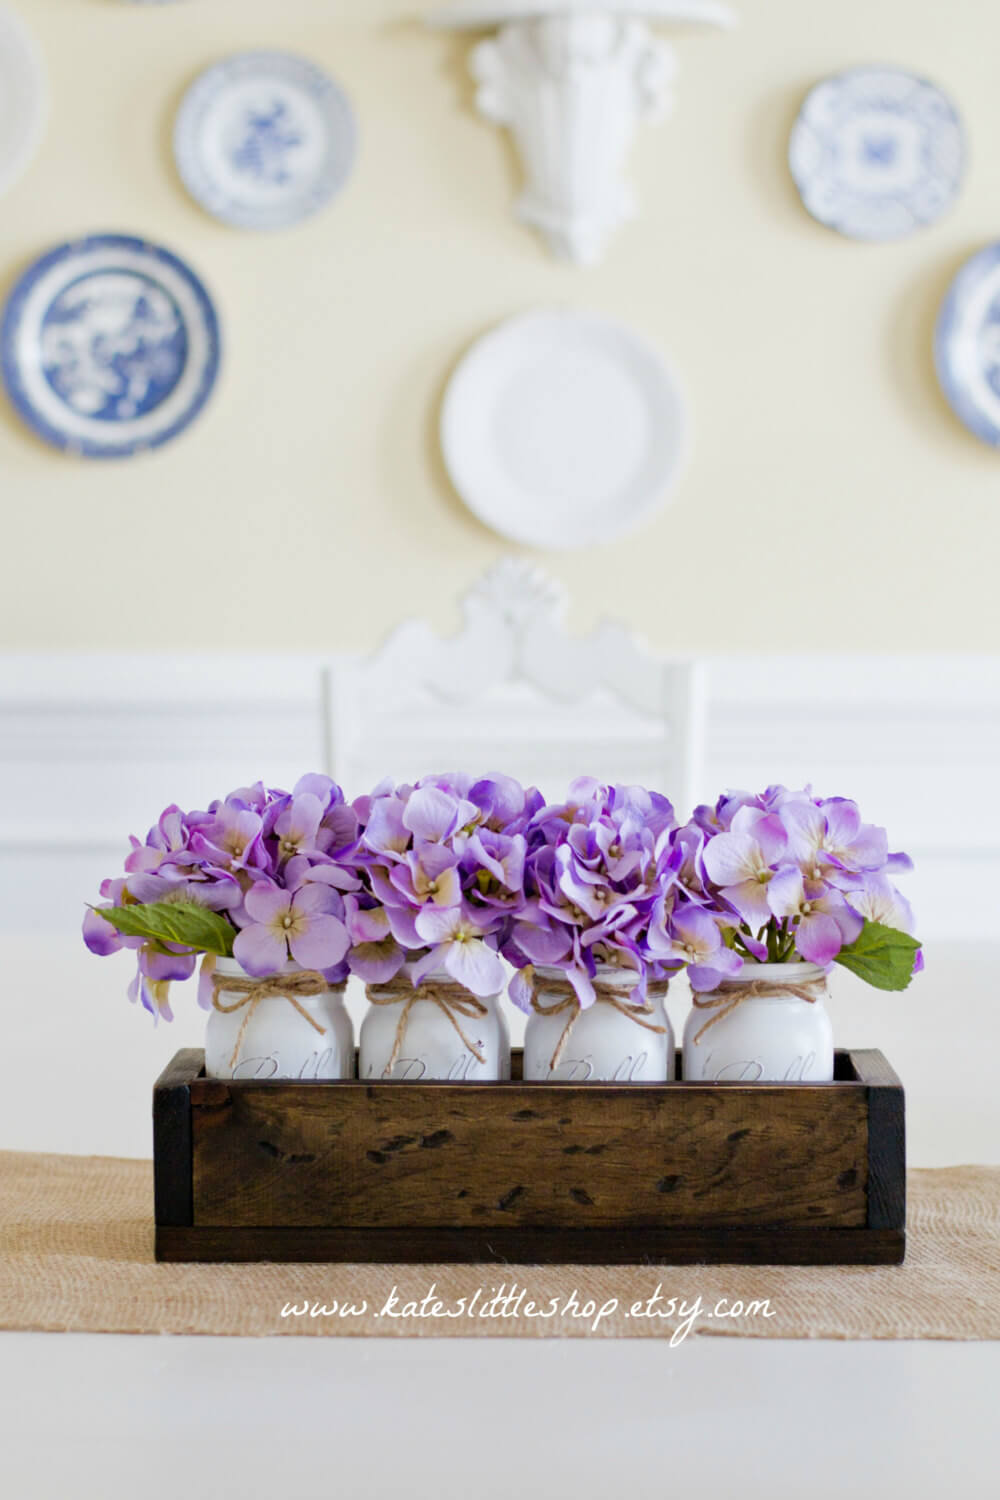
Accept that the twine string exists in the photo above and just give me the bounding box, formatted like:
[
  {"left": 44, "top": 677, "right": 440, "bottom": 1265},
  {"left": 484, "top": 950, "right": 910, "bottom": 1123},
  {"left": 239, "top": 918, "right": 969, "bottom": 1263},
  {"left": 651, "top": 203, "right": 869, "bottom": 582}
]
[
  {"left": 529, "top": 977, "right": 670, "bottom": 1074},
  {"left": 366, "top": 978, "right": 489, "bottom": 1077},
  {"left": 690, "top": 977, "right": 827, "bottom": 1047},
  {"left": 211, "top": 970, "right": 334, "bottom": 1071}
]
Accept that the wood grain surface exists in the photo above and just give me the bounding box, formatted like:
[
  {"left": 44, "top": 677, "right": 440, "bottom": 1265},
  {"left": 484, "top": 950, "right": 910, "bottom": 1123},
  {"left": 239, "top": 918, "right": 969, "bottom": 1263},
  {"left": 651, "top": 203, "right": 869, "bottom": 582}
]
[{"left": 189, "top": 1070, "right": 870, "bottom": 1231}]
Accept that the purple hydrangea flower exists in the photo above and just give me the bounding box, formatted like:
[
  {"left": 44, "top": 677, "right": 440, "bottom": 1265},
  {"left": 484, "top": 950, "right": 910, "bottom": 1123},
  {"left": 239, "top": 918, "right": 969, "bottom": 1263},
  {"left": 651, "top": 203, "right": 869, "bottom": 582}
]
[
  {"left": 232, "top": 879, "right": 350, "bottom": 978},
  {"left": 648, "top": 905, "right": 742, "bottom": 992},
  {"left": 412, "top": 907, "right": 507, "bottom": 994},
  {"left": 701, "top": 807, "right": 788, "bottom": 928},
  {"left": 766, "top": 867, "right": 864, "bottom": 965}
]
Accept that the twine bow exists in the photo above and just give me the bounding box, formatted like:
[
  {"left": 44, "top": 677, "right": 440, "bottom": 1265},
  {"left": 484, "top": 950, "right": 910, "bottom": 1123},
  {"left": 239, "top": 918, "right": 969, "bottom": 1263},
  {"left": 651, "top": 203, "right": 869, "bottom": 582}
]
[
  {"left": 212, "top": 970, "right": 335, "bottom": 1071},
  {"left": 530, "top": 977, "right": 670, "bottom": 1075},
  {"left": 366, "top": 978, "right": 489, "bottom": 1078},
  {"left": 690, "top": 977, "right": 827, "bottom": 1047}
]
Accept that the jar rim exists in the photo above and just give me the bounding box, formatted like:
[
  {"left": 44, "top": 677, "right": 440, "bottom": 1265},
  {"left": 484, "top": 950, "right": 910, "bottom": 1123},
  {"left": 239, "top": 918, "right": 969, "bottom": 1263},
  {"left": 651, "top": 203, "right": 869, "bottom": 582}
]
[
  {"left": 534, "top": 963, "right": 642, "bottom": 988},
  {"left": 214, "top": 955, "right": 303, "bottom": 978},
  {"left": 213, "top": 956, "right": 345, "bottom": 993},
  {"left": 723, "top": 961, "right": 828, "bottom": 986},
  {"left": 368, "top": 968, "right": 501, "bottom": 999}
]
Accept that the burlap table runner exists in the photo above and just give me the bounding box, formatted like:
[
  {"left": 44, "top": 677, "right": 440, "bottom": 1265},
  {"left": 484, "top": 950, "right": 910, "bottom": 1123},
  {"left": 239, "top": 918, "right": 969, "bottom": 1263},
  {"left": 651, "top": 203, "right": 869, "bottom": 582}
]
[{"left": 1, "top": 1151, "right": 997, "bottom": 1340}]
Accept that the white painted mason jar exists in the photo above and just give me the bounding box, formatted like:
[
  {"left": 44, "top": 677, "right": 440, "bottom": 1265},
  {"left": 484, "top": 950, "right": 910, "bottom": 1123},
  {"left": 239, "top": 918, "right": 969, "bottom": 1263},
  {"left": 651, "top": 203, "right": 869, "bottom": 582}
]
[
  {"left": 524, "top": 964, "right": 674, "bottom": 1082},
  {"left": 682, "top": 962, "right": 833, "bottom": 1083},
  {"left": 360, "top": 971, "right": 510, "bottom": 1081},
  {"left": 205, "top": 957, "right": 355, "bottom": 1081}
]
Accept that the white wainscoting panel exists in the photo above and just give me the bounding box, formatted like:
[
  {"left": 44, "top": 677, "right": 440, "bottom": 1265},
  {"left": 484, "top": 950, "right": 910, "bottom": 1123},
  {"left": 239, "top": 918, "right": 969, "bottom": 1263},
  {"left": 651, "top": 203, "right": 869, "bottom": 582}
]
[
  {"left": 702, "top": 655, "right": 1000, "bottom": 945},
  {"left": 0, "top": 652, "right": 327, "bottom": 934}
]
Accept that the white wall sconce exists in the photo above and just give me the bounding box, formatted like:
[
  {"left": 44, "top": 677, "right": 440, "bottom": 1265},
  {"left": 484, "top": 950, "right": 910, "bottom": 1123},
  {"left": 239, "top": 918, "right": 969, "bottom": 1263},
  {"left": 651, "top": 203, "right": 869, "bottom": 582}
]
[{"left": 427, "top": 1, "right": 737, "bottom": 265}]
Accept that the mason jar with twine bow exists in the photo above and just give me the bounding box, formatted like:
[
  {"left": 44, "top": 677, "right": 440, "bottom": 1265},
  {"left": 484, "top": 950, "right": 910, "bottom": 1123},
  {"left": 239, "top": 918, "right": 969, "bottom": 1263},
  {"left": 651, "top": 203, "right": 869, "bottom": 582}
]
[
  {"left": 360, "top": 971, "right": 511, "bottom": 1081},
  {"left": 522, "top": 963, "right": 675, "bottom": 1082},
  {"left": 682, "top": 962, "right": 834, "bottom": 1083},
  {"left": 203, "top": 957, "right": 355, "bottom": 1080}
]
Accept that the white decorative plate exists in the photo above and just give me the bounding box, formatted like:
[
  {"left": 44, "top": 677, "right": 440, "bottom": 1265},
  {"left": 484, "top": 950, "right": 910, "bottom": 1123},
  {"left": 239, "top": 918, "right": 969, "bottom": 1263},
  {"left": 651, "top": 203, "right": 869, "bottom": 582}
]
[
  {"left": 935, "top": 244, "right": 1000, "bottom": 448},
  {"left": 174, "top": 51, "right": 357, "bottom": 230},
  {"left": 1, "top": 234, "right": 221, "bottom": 458},
  {"left": 0, "top": 3, "right": 47, "bottom": 200},
  {"left": 441, "top": 309, "right": 687, "bottom": 550},
  {"left": 789, "top": 66, "right": 965, "bottom": 241}
]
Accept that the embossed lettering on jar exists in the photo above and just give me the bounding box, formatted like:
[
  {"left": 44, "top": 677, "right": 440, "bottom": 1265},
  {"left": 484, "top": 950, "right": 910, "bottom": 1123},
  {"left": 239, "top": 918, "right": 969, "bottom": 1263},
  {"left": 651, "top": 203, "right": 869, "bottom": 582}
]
[
  {"left": 524, "top": 964, "right": 674, "bottom": 1082},
  {"left": 361, "top": 971, "right": 510, "bottom": 1081}
]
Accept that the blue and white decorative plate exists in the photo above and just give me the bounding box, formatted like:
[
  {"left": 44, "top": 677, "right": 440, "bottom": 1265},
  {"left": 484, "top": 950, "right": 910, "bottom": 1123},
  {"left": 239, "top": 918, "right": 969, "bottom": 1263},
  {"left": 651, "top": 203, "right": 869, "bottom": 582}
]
[
  {"left": 934, "top": 244, "right": 1000, "bottom": 448},
  {"left": 789, "top": 66, "right": 965, "bottom": 241},
  {"left": 174, "top": 51, "right": 357, "bottom": 230},
  {"left": 1, "top": 234, "right": 221, "bottom": 458}
]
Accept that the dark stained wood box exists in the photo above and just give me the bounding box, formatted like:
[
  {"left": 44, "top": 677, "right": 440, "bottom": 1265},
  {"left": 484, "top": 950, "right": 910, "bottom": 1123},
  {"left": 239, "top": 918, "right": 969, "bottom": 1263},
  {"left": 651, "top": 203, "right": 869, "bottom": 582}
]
[{"left": 153, "top": 1048, "right": 905, "bottom": 1265}]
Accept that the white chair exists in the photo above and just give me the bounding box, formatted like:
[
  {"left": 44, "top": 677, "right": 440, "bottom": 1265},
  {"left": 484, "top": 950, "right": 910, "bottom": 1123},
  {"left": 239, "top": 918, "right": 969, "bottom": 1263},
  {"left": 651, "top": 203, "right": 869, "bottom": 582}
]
[{"left": 326, "top": 558, "right": 705, "bottom": 811}]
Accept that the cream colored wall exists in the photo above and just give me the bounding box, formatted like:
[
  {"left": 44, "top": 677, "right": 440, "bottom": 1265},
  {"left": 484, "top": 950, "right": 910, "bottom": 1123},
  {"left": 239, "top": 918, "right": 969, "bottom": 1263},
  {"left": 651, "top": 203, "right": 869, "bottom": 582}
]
[{"left": 2, "top": 0, "right": 999, "bottom": 653}]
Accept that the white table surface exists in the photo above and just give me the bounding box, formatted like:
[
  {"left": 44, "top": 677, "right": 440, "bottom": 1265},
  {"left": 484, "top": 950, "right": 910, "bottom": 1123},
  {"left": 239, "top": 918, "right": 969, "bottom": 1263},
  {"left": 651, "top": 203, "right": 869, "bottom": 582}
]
[{"left": 1, "top": 1333, "right": 996, "bottom": 1498}]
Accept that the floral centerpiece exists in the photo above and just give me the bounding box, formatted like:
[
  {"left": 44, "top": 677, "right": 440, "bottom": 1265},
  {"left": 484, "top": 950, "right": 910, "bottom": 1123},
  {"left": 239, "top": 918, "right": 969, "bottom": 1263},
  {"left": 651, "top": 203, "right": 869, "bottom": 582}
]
[
  {"left": 82, "top": 772, "right": 922, "bottom": 1086},
  {"left": 346, "top": 774, "right": 541, "bottom": 1079},
  {"left": 503, "top": 778, "right": 680, "bottom": 1080}
]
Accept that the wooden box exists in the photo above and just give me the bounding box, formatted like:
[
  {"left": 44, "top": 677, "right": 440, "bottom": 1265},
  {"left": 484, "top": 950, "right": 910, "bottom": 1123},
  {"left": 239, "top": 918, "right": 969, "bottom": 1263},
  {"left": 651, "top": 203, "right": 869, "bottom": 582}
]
[{"left": 153, "top": 1048, "right": 905, "bottom": 1265}]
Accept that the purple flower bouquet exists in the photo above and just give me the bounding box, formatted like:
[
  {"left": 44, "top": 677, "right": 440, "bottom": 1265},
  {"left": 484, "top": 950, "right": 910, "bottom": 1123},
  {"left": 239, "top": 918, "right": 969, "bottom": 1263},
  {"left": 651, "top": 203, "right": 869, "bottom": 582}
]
[
  {"left": 503, "top": 777, "right": 679, "bottom": 1010},
  {"left": 343, "top": 774, "right": 544, "bottom": 1081},
  {"left": 664, "top": 786, "right": 923, "bottom": 992},
  {"left": 83, "top": 776, "right": 360, "bottom": 1022},
  {"left": 345, "top": 773, "right": 541, "bottom": 997}
]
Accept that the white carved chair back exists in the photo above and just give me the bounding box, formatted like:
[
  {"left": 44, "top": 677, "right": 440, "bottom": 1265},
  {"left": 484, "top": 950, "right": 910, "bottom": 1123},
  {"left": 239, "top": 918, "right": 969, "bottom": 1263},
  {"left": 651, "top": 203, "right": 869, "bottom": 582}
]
[{"left": 326, "top": 560, "right": 704, "bottom": 811}]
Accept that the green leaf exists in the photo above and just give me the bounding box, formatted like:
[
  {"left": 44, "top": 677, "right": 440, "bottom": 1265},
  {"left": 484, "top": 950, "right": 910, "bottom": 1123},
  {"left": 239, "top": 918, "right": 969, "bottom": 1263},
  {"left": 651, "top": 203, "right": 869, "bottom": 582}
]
[
  {"left": 834, "top": 919, "right": 921, "bottom": 992},
  {"left": 96, "top": 901, "right": 236, "bottom": 958}
]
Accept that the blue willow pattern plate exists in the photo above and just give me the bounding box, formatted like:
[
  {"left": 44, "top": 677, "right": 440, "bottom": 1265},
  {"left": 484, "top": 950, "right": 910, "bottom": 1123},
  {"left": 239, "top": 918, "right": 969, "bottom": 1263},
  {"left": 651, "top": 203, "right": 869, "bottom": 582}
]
[
  {"left": 174, "top": 51, "right": 357, "bottom": 230},
  {"left": 789, "top": 66, "right": 965, "bottom": 241},
  {"left": 1, "top": 234, "right": 221, "bottom": 458},
  {"left": 935, "top": 244, "right": 1000, "bottom": 448}
]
